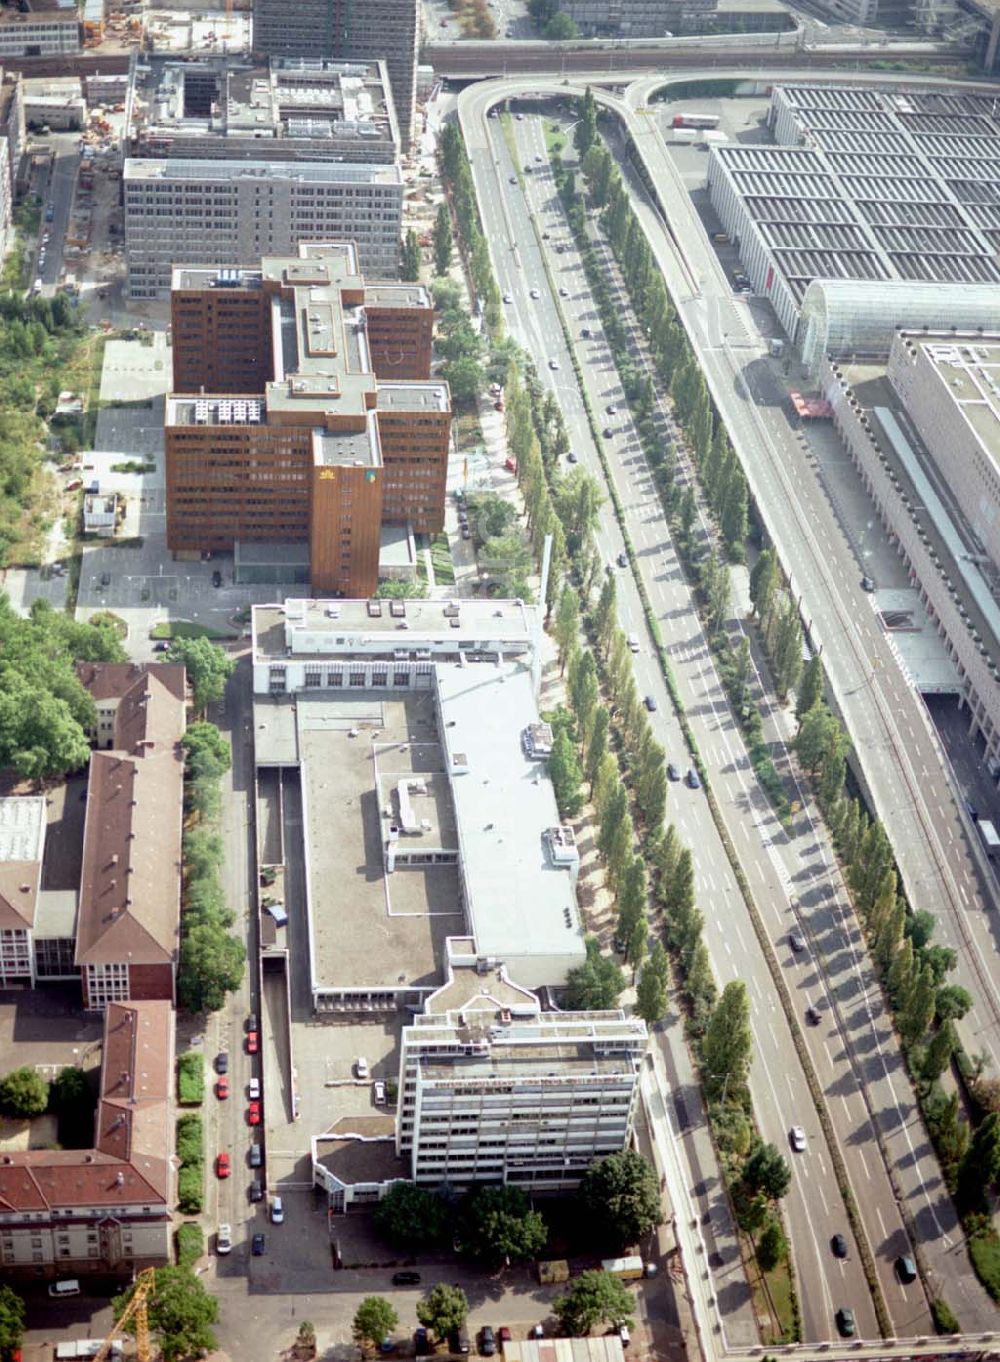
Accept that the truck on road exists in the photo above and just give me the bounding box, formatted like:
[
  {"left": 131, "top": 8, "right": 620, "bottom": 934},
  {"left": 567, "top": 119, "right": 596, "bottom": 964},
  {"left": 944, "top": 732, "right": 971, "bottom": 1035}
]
[
  {"left": 977, "top": 818, "right": 1000, "bottom": 858},
  {"left": 601, "top": 1255, "right": 645, "bottom": 1280}
]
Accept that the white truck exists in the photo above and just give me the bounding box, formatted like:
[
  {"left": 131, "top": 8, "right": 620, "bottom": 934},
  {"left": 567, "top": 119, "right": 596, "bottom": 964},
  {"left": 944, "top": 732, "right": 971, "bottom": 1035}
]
[{"left": 977, "top": 818, "right": 1000, "bottom": 858}]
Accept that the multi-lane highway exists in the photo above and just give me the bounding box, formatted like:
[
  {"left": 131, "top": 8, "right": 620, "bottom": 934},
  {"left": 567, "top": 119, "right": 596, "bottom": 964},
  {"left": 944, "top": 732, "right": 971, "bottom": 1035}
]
[
  {"left": 457, "top": 72, "right": 1000, "bottom": 1332},
  {"left": 455, "top": 69, "right": 1000, "bottom": 1336},
  {"left": 473, "top": 102, "right": 897, "bottom": 1343}
]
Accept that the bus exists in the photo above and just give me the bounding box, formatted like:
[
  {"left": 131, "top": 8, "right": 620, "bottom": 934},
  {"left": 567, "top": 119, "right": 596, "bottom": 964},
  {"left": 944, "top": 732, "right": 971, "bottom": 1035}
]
[
  {"left": 672, "top": 112, "right": 721, "bottom": 130},
  {"left": 977, "top": 819, "right": 1000, "bottom": 858}
]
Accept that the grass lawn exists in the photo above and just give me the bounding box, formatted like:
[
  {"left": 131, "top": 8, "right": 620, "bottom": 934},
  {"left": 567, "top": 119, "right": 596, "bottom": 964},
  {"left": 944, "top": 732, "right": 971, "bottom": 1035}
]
[
  {"left": 150, "top": 619, "right": 237, "bottom": 641},
  {"left": 431, "top": 533, "right": 456, "bottom": 585},
  {"left": 760, "top": 1257, "right": 798, "bottom": 1344},
  {"left": 544, "top": 122, "right": 567, "bottom": 159},
  {"left": 970, "top": 1229, "right": 1000, "bottom": 1300},
  {"left": 176, "top": 1052, "right": 204, "bottom": 1106}
]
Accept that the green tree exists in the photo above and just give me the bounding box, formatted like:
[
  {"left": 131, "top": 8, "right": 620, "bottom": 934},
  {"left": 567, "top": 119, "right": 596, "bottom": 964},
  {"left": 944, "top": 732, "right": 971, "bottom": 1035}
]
[
  {"left": 354, "top": 1297, "right": 399, "bottom": 1355},
  {"left": 701, "top": 981, "right": 752, "bottom": 1101},
  {"left": 742, "top": 1141, "right": 791, "bottom": 1201},
  {"left": 958, "top": 1112, "right": 1000, "bottom": 1210},
  {"left": 564, "top": 937, "right": 624, "bottom": 1010},
  {"left": 459, "top": 1185, "right": 547, "bottom": 1264},
  {"left": 114, "top": 1267, "right": 218, "bottom": 1362},
  {"left": 544, "top": 10, "right": 578, "bottom": 36},
  {"left": 749, "top": 549, "right": 779, "bottom": 624},
  {"left": 49, "top": 1064, "right": 87, "bottom": 1111},
  {"left": 936, "top": 984, "right": 973, "bottom": 1023},
  {"left": 719, "top": 465, "right": 748, "bottom": 555},
  {"left": 770, "top": 597, "right": 803, "bottom": 702},
  {"left": 899, "top": 963, "right": 937, "bottom": 1046},
  {"left": 181, "top": 721, "right": 231, "bottom": 780},
  {"left": 905, "top": 909, "right": 937, "bottom": 951},
  {"left": 401, "top": 229, "right": 421, "bottom": 281},
  {"left": 796, "top": 654, "right": 824, "bottom": 723},
  {"left": 579, "top": 1150, "right": 662, "bottom": 1251},
  {"left": 166, "top": 636, "right": 235, "bottom": 714},
  {"left": 548, "top": 729, "right": 584, "bottom": 819},
  {"left": 0, "top": 1284, "right": 25, "bottom": 1361},
  {"left": 554, "top": 1270, "right": 634, "bottom": 1335},
  {"left": 922, "top": 1021, "right": 956, "bottom": 1083},
  {"left": 178, "top": 921, "right": 246, "bottom": 1013},
  {"left": 585, "top": 706, "right": 609, "bottom": 794},
  {"left": 373, "top": 1183, "right": 448, "bottom": 1250},
  {"left": 795, "top": 705, "right": 842, "bottom": 773},
  {"left": 594, "top": 574, "right": 617, "bottom": 657},
  {"left": 575, "top": 86, "right": 597, "bottom": 157},
  {"left": 661, "top": 846, "right": 694, "bottom": 921},
  {"left": 553, "top": 585, "right": 580, "bottom": 672},
  {"left": 442, "top": 353, "right": 486, "bottom": 406},
  {"left": 0, "top": 1065, "right": 48, "bottom": 1118},
  {"left": 433, "top": 203, "right": 453, "bottom": 277},
  {"left": 416, "top": 1284, "right": 468, "bottom": 1342},
  {"left": 756, "top": 1218, "right": 787, "bottom": 1272},
  {"left": 616, "top": 857, "right": 647, "bottom": 954},
  {"left": 636, "top": 942, "right": 669, "bottom": 1026}
]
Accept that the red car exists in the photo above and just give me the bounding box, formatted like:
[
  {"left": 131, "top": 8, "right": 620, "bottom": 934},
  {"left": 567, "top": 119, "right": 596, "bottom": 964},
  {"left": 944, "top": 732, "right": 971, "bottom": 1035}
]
[
  {"left": 247, "top": 1100, "right": 262, "bottom": 1126},
  {"left": 245, "top": 1030, "right": 259, "bottom": 1055},
  {"left": 215, "top": 1152, "right": 231, "bottom": 1178},
  {"left": 215, "top": 1075, "right": 229, "bottom": 1100}
]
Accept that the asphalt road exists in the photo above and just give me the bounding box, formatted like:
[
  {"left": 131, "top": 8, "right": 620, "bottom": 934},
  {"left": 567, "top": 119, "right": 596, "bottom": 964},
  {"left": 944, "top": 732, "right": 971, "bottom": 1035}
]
[
  {"left": 470, "top": 102, "right": 889, "bottom": 1343},
  {"left": 458, "top": 71, "right": 999, "bottom": 1334}
]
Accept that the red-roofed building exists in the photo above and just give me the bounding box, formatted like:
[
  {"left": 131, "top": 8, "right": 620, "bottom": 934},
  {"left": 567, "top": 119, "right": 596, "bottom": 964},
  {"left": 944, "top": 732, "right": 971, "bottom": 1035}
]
[
  {"left": 74, "top": 664, "right": 186, "bottom": 1011},
  {"left": 0, "top": 1000, "right": 173, "bottom": 1277}
]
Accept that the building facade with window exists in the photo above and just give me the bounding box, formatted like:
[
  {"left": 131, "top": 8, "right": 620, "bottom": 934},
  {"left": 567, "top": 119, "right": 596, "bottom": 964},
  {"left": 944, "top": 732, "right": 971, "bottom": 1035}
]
[
  {"left": 165, "top": 243, "right": 448, "bottom": 598},
  {"left": 0, "top": 796, "right": 46, "bottom": 990},
  {"left": 123, "top": 158, "right": 403, "bottom": 299},
  {"left": 0, "top": 1000, "right": 173, "bottom": 1278}
]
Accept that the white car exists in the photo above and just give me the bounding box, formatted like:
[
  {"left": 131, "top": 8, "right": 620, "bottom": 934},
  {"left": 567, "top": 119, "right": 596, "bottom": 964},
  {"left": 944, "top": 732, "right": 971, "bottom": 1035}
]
[
  {"left": 248, "top": 1077, "right": 260, "bottom": 1100},
  {"left": 355, "top": 1056, "right": 369, "bottom": 1079},
  {"left": 789, "top": 1125, "right": 806, "bottom": 1153},
  {"left": 373, "top": 1080, "right": 387, "bottom": 1105},
  {"left": 270, "top": 1196, "right": 285, "bottom": 1225},
  {"left": 217, "top": 1223, "right": 232, "bottom": 1255}
]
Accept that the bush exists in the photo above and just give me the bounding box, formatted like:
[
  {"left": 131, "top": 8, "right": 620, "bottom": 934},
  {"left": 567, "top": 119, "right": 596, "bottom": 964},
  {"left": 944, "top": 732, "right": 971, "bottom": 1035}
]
[
  {"left": 176, "top": 1115, "right": 203, "bottom": 1167},
  {"left": 177, "top": 1052, "right": 204, "bottom": 1105},
  {"left": 175, "top": 1222, "right": 204, "bottom": 1268},
  {"left": 969, "top": 1229, "right": 1000, "bottom": 1302},
  {"left": 177, "top": 1165, "right": 203, "bottom": 1215},
  {"left": 931, "top": 1297, "right": 960, "bottom": 1333}
]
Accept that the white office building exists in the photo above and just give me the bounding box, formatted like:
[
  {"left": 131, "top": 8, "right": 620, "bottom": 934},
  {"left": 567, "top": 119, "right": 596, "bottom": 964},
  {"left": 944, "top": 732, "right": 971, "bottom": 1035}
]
[{"left": 124, "top": 158, "right": 403, "bottom": 299}]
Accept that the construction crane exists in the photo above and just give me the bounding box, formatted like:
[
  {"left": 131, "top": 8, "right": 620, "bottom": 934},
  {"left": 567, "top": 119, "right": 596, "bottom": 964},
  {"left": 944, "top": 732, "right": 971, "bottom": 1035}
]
[{"left": 93, "top": 1266, "right": 156, "bottom": 1362}]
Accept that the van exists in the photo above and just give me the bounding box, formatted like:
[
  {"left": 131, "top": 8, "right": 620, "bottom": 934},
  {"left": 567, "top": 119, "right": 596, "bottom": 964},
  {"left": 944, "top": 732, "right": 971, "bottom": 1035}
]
[
  {"left": 265, "top": 902, "right": 287, "bottom": 927},
  {"left": 49, "top": 1279, "right": 81, "bottom": 1298}
]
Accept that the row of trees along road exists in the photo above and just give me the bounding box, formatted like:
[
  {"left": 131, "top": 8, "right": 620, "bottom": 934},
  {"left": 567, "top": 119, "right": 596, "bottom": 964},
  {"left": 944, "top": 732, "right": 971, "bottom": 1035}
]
[
  {"left": 571, "top": 97, "right": 999, "bottom": 1304},
  {"left": 547, "top": 105, "right": 797, "bottom": 1275}
]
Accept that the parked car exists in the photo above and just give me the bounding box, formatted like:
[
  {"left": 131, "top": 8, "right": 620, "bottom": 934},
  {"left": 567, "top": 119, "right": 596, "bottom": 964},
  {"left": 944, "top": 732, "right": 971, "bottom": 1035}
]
[
  {"left": 214, "top": 1052, "right": 228, "bottom": 1074},
  {"left": 247, "top": 1100, "right": 262, "bottom": 1126},
  {"left": 248, "top": 1143, "right": 263, "bottom": 1168},
  {"left": 216, "top": 1223, "right": 232, "bottom": 1255},
  {"left": 246, "top": 1030, "right": 259, "bottom": 1055},
  {"left": 497, "top": 1327, "right": 512, "bottom": 1349},
  {"left": 215, "top": 1076, "right": 229, "bottom": 1100},
  {"left": 480, "top": 1327, "right": 496, "bottom": 1357},
  {"left": 215, "top": 1152, "right": 231, "bottom": 1179},
  {"left": 451, "top": 1329, "right": 470, "bottom": 1356},
  {"left": 246, "top": 1013, "right": 259, "bottom": 1032},
  {"left": 270, "top": 1196, "right": 285, "bottom": 1225},
  {"left": 567, "top": 450, "right": 578, "bottom": 463},
  {"left": 249, "top": 1180, "right": 264, "bottom": 1203},
  {"left": 252, "top": 1233, "right": 266, "bottom": 1256},
  {"left": 414, "top": 1327, "right": 429, "bottom": 1353},
  {"left": 393, "top": 1271, "right": 421, "bottom": 1286},
  {"left": 211, "top": 569, "right": 222, "bottom": 588},
  {"left": 355, "top": 1057, "right": 369, "bottom": 1079},
  {"left": 861, "top": 575, "right": 876, "bottom": 592},
  {"left": 373, "top": 1080, "right": 387, "bottom": 1106},
  {"left": 248, "top": 1077, "right": 261, "bottom": 1101}
]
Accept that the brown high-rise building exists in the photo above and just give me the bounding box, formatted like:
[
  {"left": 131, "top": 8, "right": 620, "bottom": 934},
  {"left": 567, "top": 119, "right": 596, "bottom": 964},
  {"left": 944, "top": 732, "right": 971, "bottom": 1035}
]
[{"left": 165, "top": 243, "right": 449, "bottom": 597}]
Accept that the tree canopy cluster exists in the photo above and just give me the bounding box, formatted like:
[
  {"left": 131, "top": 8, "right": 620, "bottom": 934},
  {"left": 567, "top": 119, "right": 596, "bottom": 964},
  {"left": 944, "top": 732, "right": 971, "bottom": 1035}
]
[
  {"left": 177, "top": 721, "right": 245, "bottom": 1013},
  {"left": 113, "top": 1266, "right": 219, "bottom": 1362},
  {"left": 0, "top": 596, "right": 125, "bottom": 781}
]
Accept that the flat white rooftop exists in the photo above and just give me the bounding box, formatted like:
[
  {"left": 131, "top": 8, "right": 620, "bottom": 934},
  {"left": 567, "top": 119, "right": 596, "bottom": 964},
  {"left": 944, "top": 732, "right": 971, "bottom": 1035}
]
[{"left": 435, "top": 661, "right": 585, "bottom": 988}]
